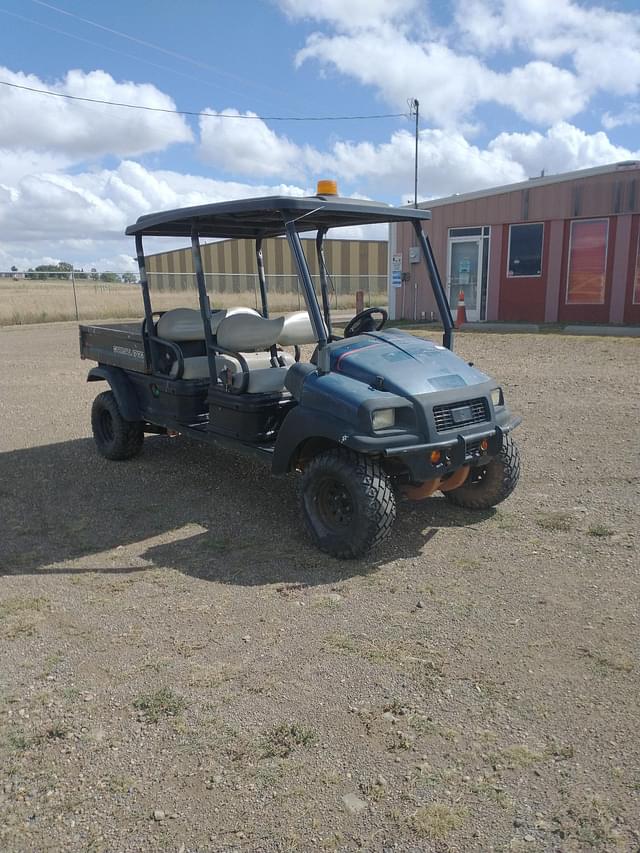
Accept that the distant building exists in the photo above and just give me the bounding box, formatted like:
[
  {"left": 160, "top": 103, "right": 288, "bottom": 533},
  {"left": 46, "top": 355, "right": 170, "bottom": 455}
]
[
  {"left": 390, "top": 161, "right": 640, "bottom": 326},
  {"left": 146, "top": 236, "right": 388, "bottom": 303}
]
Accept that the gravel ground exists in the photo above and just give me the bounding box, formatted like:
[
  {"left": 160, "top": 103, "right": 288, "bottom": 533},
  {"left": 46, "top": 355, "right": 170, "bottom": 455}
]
[{"left": 0, "top": 322, "right": 638, "bottom": 853}]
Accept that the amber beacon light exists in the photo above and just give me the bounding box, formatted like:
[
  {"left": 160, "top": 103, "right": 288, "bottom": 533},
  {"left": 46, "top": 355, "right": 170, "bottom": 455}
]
[{"left": 316, "top": 179, "right": 338, "bottom": 196}]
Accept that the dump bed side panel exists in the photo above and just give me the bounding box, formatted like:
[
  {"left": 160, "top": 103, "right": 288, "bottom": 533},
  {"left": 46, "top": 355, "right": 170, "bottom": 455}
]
[{"left": 79, "top": 323, "right": 150, "bottom": 373}]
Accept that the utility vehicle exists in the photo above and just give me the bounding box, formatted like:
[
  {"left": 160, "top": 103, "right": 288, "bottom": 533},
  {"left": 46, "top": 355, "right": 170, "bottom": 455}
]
[{"left": 79, "top": 181, "right": 521, "bottom": 558}]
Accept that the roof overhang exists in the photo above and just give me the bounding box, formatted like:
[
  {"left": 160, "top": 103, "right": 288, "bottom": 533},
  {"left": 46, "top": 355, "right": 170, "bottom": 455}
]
[{"left": 418, "top": 160, "right": 640, "bottom": 210}]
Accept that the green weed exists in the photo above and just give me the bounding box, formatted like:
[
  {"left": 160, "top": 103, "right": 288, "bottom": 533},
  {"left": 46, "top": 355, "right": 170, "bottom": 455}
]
[{"left": 133, "top": 687, "right": 187, "bottom": 722}]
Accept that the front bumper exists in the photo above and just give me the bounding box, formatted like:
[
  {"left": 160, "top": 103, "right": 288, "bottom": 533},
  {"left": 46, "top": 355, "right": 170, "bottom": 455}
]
[{"left": 381, "top": 414, "right": 521, "bottom": 482}]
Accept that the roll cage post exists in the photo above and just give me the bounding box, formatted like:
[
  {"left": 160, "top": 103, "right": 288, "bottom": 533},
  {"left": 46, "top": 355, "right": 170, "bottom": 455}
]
[
  {"left": 190, "top": 226, "right": 219, "bottom": 383},
  {"left": 315, "top": 227, "right": 334, "bottom": 340},
  {"left": 285, "top": 221, "right": 329, "bottom": 373},
  {"left": 412, "top": 220, "right": 455, "bottom": 351},
  {"left": 255, "top": 239, "right": 269, "bottom": 318},
  {"left": 135, "top": 233, "right": 159, "bottom": 373}
]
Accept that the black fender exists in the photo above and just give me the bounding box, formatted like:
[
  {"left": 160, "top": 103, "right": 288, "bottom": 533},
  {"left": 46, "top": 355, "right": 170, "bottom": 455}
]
[
  {"left": 272, "top": 406, "right": 362, "bottom": 475},
  {"left": 87, "top": 366, "right": 141, "bottom": 421}
]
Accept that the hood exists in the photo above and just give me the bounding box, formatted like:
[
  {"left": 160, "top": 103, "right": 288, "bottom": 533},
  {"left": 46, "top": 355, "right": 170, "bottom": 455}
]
[{"left": 328, "top": 329, "right": 490, "bottom": 395}]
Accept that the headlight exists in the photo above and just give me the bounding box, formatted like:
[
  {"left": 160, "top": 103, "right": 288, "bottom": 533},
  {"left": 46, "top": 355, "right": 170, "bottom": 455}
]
[
  {"left": 371, "top": 408, "right": 395, "bottom": 430},
  {"left": 491, "top": 387, "right": 504, "bottom": 407}
]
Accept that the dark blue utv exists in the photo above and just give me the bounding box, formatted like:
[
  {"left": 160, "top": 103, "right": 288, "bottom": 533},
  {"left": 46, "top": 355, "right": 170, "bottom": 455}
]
[{"left": 79, "top": 182, "right": 521, "bottom": 558}]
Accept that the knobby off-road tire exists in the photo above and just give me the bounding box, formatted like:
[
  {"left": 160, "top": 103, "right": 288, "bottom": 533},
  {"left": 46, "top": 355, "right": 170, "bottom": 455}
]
[
  {"left": 91, "top": 390, "right": 144, "bottom": 461},
  {"left": 444, "top": 434, "right": 520, "bottom": 509},
  {"left": 300, "top": 448, "right": 396, "bottom": 559}
]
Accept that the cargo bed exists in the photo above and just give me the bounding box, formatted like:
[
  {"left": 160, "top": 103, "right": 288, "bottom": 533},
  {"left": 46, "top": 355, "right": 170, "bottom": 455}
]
[{"left": 79, "top": 321, "right": 150, "bottom": 373}]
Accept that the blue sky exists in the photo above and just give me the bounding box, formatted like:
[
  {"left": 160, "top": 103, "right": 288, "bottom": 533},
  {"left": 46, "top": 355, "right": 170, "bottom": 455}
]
[{"left": 0, "top": 0, "right": 638, "bottom": 269}]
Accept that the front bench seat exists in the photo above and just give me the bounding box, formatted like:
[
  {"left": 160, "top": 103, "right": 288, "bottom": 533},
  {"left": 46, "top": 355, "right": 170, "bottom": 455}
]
[
  {"left": 277, "top": 310, "right": 316, "bottom": 346},
  {"left": 216, "top": 313, "right": 291, "bottom": 394},
  {"left": 157, "top": 306, "right": 293, "bottom": 385}
]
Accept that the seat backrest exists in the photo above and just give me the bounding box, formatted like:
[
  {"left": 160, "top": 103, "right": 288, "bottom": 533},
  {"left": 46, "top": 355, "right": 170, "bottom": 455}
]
[
  {"left": 157, "top": 307, "right": 206, "bottom": 341},
  {"left": 217, "top": 313, "right": 285, "bottom": 353},
  {"left": 277, "top": 311, "right": 316, "bottom": 346},
  {"left": 157, "top": 306, "right": 260, "bottom": 341}
]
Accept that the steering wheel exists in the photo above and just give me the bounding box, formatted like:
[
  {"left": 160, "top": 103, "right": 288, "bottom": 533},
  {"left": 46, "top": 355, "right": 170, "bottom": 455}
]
[{"left": 343, "top": 306, "right": 388, "bottom": 338}]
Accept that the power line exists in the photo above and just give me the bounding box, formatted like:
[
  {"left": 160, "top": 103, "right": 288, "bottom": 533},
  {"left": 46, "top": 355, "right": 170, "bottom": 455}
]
[
  {"left": 0, "top": 79, "right": 408, "bottom": 122},
  {"left": 29, "top": 0, "right": 306, "bottom": 111},
  {"left": 0, "top": 6, "right": 242, "bottom": 96}
]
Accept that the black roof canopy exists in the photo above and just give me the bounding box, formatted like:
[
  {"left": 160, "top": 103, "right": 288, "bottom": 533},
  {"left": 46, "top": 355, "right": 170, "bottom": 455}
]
[{"left": 125, "top": 194, "right": 431, "bottom": 240}]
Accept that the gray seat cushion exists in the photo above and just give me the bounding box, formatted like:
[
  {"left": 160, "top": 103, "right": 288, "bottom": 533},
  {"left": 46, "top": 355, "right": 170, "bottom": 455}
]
[
  {"left": 157, "top": 306, "right": 260, "bottom": 341},
  {"left": 232, "top": 365, "right": 290, "bottom": 394},
  {"left": 179, "top": 356, "right": 210, "bottom": 380},
  {"left": 216, "top": 313, "right": 285, "bottom": 352},
  {"left": 179, "top": 351, "right": 294, "bottom": 392},
  {"left": 278, "top": 311, "right": 316, "bottom": 345},
  {"left": 162, "top": 307, "right": 293, "bottom": 392}
]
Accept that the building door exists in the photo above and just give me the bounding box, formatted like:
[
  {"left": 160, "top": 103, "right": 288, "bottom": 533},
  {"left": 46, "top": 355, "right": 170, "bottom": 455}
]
[{"left": 447, "top": 237, "right": 482, "bottom": 322}]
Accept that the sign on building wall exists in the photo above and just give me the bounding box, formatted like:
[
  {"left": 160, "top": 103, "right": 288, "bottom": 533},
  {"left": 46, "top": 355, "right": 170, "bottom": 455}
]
[{"left": 391, "top": 253, "right": 403, "bottom": 288}]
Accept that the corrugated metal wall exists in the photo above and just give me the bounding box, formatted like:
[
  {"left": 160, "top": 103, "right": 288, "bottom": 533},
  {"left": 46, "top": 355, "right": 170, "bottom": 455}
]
[
  {"left": 146, "top": 237, "right": 387, "bottom": 280},
  {"left": 393, "top": 166, "right": 640, "bottom": 325}
]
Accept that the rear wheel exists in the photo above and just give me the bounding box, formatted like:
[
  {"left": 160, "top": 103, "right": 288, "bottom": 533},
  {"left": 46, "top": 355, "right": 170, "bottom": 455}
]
[
  {"left": 444, "top": 435, "right": 520, "bottom": 509},
  {"left": 300, "top": 448, "right": 396, "bottom": 559},
  {"left": 91, "top": 390, "right": 144, "bottom": 461}
]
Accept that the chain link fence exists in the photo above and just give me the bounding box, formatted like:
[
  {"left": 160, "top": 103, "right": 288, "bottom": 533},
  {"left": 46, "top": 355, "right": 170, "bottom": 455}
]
[
  {"left": 146, "top": 271, "right": 388, "bottom": 313},
  {"left": 1, "top": 270, "right": 388, "bottom": 326}
]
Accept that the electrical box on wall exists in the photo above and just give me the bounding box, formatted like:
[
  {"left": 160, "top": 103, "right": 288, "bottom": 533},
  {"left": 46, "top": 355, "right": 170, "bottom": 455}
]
[{"left": 409, "top": 246, "right": 421, "bottom": 263}]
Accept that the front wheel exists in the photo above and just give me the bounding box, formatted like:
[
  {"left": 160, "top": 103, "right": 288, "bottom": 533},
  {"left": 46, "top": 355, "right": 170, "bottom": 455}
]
[
  {"left": 300, "top": 448, "right": 396, "bottom": 559},
  {"left": 444, "top": 435, "right": 521, "bottom": 509},
  {"left": 91, "top": 390, "right": 144, "bottom": 461}
]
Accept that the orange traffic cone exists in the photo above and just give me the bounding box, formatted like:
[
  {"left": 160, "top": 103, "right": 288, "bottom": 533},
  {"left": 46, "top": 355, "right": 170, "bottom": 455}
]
[{"left": 455, "top": 289, "right": 467, "bottom": 327}]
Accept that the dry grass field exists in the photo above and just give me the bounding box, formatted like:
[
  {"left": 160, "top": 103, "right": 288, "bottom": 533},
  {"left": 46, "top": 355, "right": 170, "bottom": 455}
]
[
  {"left": 0, "top": 278, "right": 375, "bottom": 326},
  {"left": 0, "top": 322, "right": 638, "bottom": 852}
]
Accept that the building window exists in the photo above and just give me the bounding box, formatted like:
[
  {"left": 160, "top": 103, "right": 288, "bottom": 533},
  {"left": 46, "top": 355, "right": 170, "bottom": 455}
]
[
  {"left": 566, "top": 219, "right": 609, "bottom": 305},
  {"left": 634, "top": 229, "right": 640, "bottom": 305},
  {"left": 507, "top": 223, "right": 543, "bottom": 277}
]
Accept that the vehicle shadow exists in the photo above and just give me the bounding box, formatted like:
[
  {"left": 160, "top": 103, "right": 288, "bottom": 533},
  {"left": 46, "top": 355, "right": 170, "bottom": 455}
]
[{"left": 0, "top": 436, "right": 494, "bottom": 586}]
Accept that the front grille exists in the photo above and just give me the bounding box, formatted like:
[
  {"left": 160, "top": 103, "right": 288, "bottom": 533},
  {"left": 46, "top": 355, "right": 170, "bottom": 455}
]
[{"left": 432, "top": 397, "right": 489, "bottom": 432}]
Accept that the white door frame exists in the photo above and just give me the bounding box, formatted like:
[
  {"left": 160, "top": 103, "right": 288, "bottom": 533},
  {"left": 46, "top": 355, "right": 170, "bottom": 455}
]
[{"left": 447, "top": 236, "right": 483, "bottom": 322}]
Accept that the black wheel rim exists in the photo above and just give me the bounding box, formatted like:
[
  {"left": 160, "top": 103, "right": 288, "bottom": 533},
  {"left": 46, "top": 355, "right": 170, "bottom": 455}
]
[
  {"left": 315, "top": 477, "right": 354, "bottom": 530},
  {"left": 99, "top": 409, "right": 114, "bottom": 443}
]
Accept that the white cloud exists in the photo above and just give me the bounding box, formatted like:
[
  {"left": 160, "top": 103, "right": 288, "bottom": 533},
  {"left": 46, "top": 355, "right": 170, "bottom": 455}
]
[
  {"left": 455, "top": 0, "right": 640, "bottom": 96},
  {"left": 198, "top": 109, "right": 309, "bottom": 178},
  {"left": 0, "top": 160, "right": 308, "bottom": 243},
  {"left": 296, "top": 30, "right": 492, "bottom": 127},
  {"left": 602, "top": 104, "right": 640, "bottom": 130},
  {"left": 85, "top": 253, "right": 138, "bottom": 272},
  {"left": 277, "top": 0, "right": 419, "bottom": 30},
  {"left": 489, "top": 122, "right": 640, "bottom": 177},
  {"left": 0, "top": 160, "right": 308, "bottom": 267},
  {"left": 0, "top": 149, "right": 71, "bottom": 184},
  {"left": 197, "top": 110, "right": 638, "bottom": 201},
  {"left": 295, "top": 27, "right": 588, "bottom": 126},
  {"left": 290, "top": 0, "right": 640, "bottom": 128},
  {"left": 497, "top": 62, "right": 588, "bottom": 125},
  {"left": 0, "top": 67, "right": 192, "bottom": 159},
  {"left": 324, "top": 128, "right": 528, "bottom": 198}
]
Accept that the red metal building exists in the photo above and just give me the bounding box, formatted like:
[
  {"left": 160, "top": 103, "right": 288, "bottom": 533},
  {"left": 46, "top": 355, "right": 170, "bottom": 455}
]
[{"left": 389, "top": 161, "right": 640, "bottom": 326}]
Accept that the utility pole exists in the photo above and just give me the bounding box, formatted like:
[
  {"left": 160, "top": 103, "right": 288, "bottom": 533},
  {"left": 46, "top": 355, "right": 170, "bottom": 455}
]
[{"left": 408, "top": 97, "right": 419, "bottom": 207}]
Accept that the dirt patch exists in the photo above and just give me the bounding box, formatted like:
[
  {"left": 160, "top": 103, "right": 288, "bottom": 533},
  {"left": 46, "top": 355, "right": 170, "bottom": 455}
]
[{"left": 0, "top": 323, "right": 638, "bottom": 851}]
